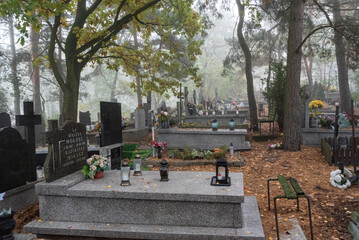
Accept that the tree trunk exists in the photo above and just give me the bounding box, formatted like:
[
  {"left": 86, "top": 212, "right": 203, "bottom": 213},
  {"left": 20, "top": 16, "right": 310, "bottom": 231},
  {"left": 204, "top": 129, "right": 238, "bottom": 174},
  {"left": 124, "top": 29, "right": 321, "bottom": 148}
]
[
  {"left": 30, "top": 26, "right": 42, "bottom": 114},
  {"left": 133, "top": 29, "right": 142, "bottom": 106},
  {"left": 57, "top": 26, "right": 64, "bottom": 118},
  {"left": 235, "top": 0, "right": 258, "bottom": 130},
  {"left": 110, "top": 71, "right": 119, "bottom": 100},
  {"left": 332, "top": 0, "right": 351, "bottom": 114},
  {"left": 302, "top": 5, "right": 314, "bottom": 98},
  {"left": 8, "top": 16, "right": 20, "bottom": 115},
  {"left": 283, "top": 0, "right": 305, "bottom": 151}
]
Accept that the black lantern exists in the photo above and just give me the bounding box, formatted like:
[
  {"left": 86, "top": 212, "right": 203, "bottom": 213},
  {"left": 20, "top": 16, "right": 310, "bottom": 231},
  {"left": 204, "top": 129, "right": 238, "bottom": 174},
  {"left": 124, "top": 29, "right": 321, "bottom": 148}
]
[
  {"left": 211, "top": 119, "right": 219, "bottom": 131},
  {"left": 160, "top": 159, "right": 169, "bottom": 181},
  {"left": 133, "top": 154, "right": 142, "bottom": 176},
  {"left": 120, "top": 160, "right": 131, "bottom": 186},
  {"left": 229, "top": 119, "right": 235, "bottom": 130},
  {"left": 211, "top": 159, "right": 231, "bottom": 186}
]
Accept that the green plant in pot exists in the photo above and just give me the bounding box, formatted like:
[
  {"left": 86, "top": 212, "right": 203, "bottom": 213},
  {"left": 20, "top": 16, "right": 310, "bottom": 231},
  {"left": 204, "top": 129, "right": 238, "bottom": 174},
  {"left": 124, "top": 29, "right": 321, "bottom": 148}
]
[{"left": 0, "top": 192, "right": 16, "bottom": 240}]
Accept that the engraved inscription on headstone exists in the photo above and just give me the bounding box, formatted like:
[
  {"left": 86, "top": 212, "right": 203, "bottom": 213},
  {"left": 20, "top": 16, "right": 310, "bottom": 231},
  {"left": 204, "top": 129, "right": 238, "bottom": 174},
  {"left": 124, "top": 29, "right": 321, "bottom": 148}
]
[{"left": 44, "top": 120, "right": 88, "bottom": 182}]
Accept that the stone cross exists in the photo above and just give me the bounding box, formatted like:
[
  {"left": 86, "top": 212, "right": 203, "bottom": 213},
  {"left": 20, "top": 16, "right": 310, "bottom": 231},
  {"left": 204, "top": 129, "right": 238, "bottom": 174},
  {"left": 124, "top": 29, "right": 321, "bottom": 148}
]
[
  {"left": 184, "top": 87, "right": 189, "bottom": 116},
  {"left": 15, "top": 101, "right": 42, "bottom": 158},
  {"left": 193, "top": 90, "right": 197, "bottom": 105},
  {"left": 0, "top": 112, "right": 11, "bottom": 128}
]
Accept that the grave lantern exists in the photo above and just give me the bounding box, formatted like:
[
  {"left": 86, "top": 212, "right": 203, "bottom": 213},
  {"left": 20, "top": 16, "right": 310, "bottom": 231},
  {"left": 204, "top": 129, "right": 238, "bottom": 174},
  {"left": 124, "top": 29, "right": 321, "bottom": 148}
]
[
  {"left": 120, "top": 160, "right": 131, "bottom": 186},
  {"left": 229, "top": 143, "right": 234, "bottom": 158},
  {"left": 211, "top": 159, "right": 231, "bottom": 186},
  {"left": 133, "top": 154, "right": 142, "bottom": 176},
  {"left": 229, "top": 119, "right": 235, "bottom": 130},
  {"left": 160, "top": 159, "right": 169, "bottom": 181},
  {"left": 211, "top": 119, "right": 218, "bottom": 131}
]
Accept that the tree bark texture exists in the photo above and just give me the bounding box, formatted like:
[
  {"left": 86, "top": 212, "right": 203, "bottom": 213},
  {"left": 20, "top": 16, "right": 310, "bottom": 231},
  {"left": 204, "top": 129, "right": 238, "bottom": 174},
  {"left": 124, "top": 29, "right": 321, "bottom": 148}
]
[
  {"left": 303, "top": 5, "right": 313, "bottom": 98},
  {"left": 30, "top": 26, "right": 42, "bottom": 114},
  {"left": 283, "top": 0, "right": 305, "bottom": 151},
  {"left": 133, "top": 29, "right": 142, "bottom": 106},
  {"left": 236, "top": 0, "right": 258, "bottom": 130},
  {"left": 332, "top": 0, "right": 351, "bottom": 114},
  {"left": 9, "top": 16, "right": 20, "bottom": 115}
]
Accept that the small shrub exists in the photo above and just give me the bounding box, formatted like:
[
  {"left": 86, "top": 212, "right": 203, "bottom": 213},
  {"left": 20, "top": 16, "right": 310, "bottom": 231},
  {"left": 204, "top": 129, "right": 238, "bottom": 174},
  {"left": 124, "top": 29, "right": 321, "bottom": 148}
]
[
  {"left": 190, "top": 149, "right": 200, "bottom": 159},
  {"left": 203, "top": 150, "right": 212, "bottom": 160},
  {"left": 183, "top": 147, "right": 193, "bottom": 160},
  {"left": 170, "top": 149, "right": 183, "bottom": 159}
]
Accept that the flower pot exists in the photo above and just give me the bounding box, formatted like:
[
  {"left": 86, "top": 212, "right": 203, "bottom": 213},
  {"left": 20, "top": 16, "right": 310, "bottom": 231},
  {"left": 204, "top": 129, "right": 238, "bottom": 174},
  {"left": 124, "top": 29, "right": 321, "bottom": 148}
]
[
  {"left": 157, "top": 148, "right": 162, "bottom": 159},
  {"left": 94, "top": 171, "right": 104, "bottom": 179},
  {"left": 0, "top": 211, "right": 16, "bottom": 240}
]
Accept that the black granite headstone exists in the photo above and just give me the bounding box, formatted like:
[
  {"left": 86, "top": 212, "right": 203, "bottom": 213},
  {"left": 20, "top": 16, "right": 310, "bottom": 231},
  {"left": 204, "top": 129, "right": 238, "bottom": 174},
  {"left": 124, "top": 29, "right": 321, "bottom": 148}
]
[
  {"left": 100, "top": 101, "right": 123, "bottom": 169},
  {"left": 79, "top": 111, "right": 91, "bottom": 126},
  {"left": 100, "top": 102, "right": 122, "bottom": 147},
  {"left": 0, "top": 112, "right": 11, "bottom": 128},
  {"left": 0, "top": 127, "right": 36, "bottom": 192},
  {"left": 44, "top": 120, "right": 88, "bottom": 182}
]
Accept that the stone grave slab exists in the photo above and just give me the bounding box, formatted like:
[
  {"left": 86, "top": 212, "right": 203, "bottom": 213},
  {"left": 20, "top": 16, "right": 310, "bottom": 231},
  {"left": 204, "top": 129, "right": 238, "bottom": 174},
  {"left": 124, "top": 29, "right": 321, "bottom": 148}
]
[
  {"left": 0, "top": 112, "right": 11, "bottom": 128},
  {"left": 43, "top": 120, "right": 87, "bottom": 182},
  {"left": 0, "top": 127, "right": 36, "bottom": 192},
  {"left": 25, "top": 171, "right": 264, "bottom": 239}
]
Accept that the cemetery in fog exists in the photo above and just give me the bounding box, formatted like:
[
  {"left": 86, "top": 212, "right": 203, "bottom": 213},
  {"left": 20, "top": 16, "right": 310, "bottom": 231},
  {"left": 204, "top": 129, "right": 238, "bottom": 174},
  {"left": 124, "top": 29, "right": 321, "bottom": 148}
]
[{"left": 0, "top": 0, "right": 359, "bottom": 239}]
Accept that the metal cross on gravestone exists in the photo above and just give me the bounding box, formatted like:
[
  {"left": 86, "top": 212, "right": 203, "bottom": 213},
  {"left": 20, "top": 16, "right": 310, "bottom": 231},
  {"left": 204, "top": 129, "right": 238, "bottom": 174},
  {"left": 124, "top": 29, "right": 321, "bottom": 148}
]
[{"left": 15, "top": 102, "right": 42, "bottom": 162}]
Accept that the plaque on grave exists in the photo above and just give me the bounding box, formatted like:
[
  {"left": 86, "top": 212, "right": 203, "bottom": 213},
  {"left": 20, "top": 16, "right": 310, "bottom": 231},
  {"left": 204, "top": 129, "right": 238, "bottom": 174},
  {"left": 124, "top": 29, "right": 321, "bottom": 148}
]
[
  {"left": 44, "top": 120, "right": 88, "bottom": 182},
  {"left": 79, "top": 111, "right": 91, "bottom": 126},
  {"left": 0, "top": 112, "right": 11, "bottom": 128},
  {"left": 0, "top": 127, "right": 36, "bottom": 192}
]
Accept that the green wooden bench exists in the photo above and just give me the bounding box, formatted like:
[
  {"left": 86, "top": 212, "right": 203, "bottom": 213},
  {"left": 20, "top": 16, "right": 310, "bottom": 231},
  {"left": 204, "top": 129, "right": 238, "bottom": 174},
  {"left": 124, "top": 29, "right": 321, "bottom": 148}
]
[
  {"left": 267, "top": 175, "right": 313, "bottom": 240},
  {"left": 258, "top": 107, "right": 276, "bottom": 134},
  {"left": 349, "top": 211, "right": 359, "bottom": 240}
]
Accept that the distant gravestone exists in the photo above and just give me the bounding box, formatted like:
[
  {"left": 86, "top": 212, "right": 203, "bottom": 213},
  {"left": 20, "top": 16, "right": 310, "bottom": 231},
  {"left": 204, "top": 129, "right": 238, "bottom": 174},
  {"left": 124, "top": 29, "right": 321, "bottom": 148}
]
[
  {"left": 44, "top": 120, "right": 87, "bottom": 182},
  {"left": 143, "top": 103, "right": 151, "bottom": 127},
  {"left": 0, "top": 127, "right": 36, "bottom": 192},
  {"left": 79, "top": 111, "right": 91, "bottom": 126},
  {"left": 100, "top": 101, "right": 123, "bottom": 169},
  {"left": 0, "top": 112, "right": 11, "bottom": 128},
  {"left": 158, "top": 101, "right": 167, "bottom": 112}
]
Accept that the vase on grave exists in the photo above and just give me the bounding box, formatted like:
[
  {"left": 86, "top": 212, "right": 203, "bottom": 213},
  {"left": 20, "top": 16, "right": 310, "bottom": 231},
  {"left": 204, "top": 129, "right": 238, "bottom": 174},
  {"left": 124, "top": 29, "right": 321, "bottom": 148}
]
[
  {"left": 309, "top": 117, "right": 320, "bottom": 128},
  {"left": 0, "top": 211, "right": 16, "bottom": 240},
  {"left": 94, "top": 171, "right": 104, "bottom": 179},
  {"left": 157, "top": 148, "right": 162, "bottom": 159},
  {"left": 188, "top": 108, "right": 194, "bottom": 115},
  {"left": 161, "top": 121, "right": 169, "bottom": 129}
]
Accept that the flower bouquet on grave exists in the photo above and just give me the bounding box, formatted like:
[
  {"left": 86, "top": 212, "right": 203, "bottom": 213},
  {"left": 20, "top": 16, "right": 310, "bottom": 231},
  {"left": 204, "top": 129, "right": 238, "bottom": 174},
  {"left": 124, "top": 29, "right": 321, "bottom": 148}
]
[
  {"left": 152, "top": 141, "right": 166, "bottom": 159},
  {"left": 121, "top": 117, "right": 128, "bottom": 130},
  {"left": 136, "top": 104, "right": 144, "bottom": 109},
  {"left": 0, "top": 192, "right": 16, "bottom": 240},
  {"left": 82, "top": 155, "right": 109, "bottom": 179}
]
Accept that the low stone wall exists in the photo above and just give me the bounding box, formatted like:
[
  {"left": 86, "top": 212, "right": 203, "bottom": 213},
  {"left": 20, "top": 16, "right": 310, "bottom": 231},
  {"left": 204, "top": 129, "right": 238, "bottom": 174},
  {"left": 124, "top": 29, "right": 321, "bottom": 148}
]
[
  {"left": 0, "top": 180, "right": 43, "bottom": 211},
  {"left": 122, "top": 127, "right": 148, "bottom": 142},
  {"left": 183, "top": 112, "right": 247, "bottom": 128},
  {"left": 158, "top": 128, "right": 251, "bottom": 150},
  {"left": 302, "top": 128, "right": 358, "bottom": 146}
]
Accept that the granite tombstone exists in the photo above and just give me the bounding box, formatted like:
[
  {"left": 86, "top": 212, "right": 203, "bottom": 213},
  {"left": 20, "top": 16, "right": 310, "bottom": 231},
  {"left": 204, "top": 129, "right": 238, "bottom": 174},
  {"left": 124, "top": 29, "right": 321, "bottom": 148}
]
[
  {"left": 100, "top": 101, "right": 123, "bottom": 169},
  {"left": 0, "top": 112, "right": 11, "bottom": 128},
  {"left": 44, "top": 120, "right": 88, "bottom": 182},
  {"left": 79, "top": 111, "right": 91, "bottom": 126},
  {"left": 0, "top": 127, "right": 36, "bottom": 192}
]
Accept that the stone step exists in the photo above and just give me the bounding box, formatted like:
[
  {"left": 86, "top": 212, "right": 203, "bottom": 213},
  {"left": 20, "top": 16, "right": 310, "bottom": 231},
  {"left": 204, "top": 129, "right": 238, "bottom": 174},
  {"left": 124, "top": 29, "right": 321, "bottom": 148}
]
[{"left": 25, "top": 196, "right": 264, "bottom": 240}]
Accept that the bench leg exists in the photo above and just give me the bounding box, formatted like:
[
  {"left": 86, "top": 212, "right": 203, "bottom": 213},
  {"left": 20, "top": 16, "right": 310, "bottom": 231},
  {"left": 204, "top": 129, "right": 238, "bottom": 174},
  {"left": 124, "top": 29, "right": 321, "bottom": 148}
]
[
  {"left": 297, "top": 198, "right": 299, "bottom": 211},
  {"left": 274, "top": 196, "right": 280, "bottom": 240},
  {"left": 306, "top": 195, "right": 314, "bottom": 240},
  {"left": 267, "top": 178, "right": 277, "bottom": 210}
]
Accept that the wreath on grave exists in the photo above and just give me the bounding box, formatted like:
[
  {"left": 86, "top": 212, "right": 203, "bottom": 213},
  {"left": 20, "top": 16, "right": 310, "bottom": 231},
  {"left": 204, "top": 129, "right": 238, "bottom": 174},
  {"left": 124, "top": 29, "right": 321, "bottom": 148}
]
[{"left": 330, "top": 169, "right": 351, "bottom": 189}]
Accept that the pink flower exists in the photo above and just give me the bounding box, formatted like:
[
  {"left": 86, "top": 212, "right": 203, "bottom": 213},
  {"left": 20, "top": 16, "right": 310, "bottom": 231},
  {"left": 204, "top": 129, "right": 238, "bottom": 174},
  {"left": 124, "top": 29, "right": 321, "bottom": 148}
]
[
  {"left": 99, "top": 163, "right": 104, "bottom": 168},
  {"left": 91, "top": 166, "right": 97, "bottom": 171}
]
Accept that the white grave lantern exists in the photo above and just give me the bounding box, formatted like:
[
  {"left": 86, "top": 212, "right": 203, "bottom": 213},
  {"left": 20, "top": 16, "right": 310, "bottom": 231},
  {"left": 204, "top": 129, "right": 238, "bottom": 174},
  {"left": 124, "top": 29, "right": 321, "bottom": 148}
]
[
  {"left": 133, "top": 154, "right": 142, "bottom": 176},
  {"left": 120, "top": 160, "right": 131, "bottom": 186}
]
